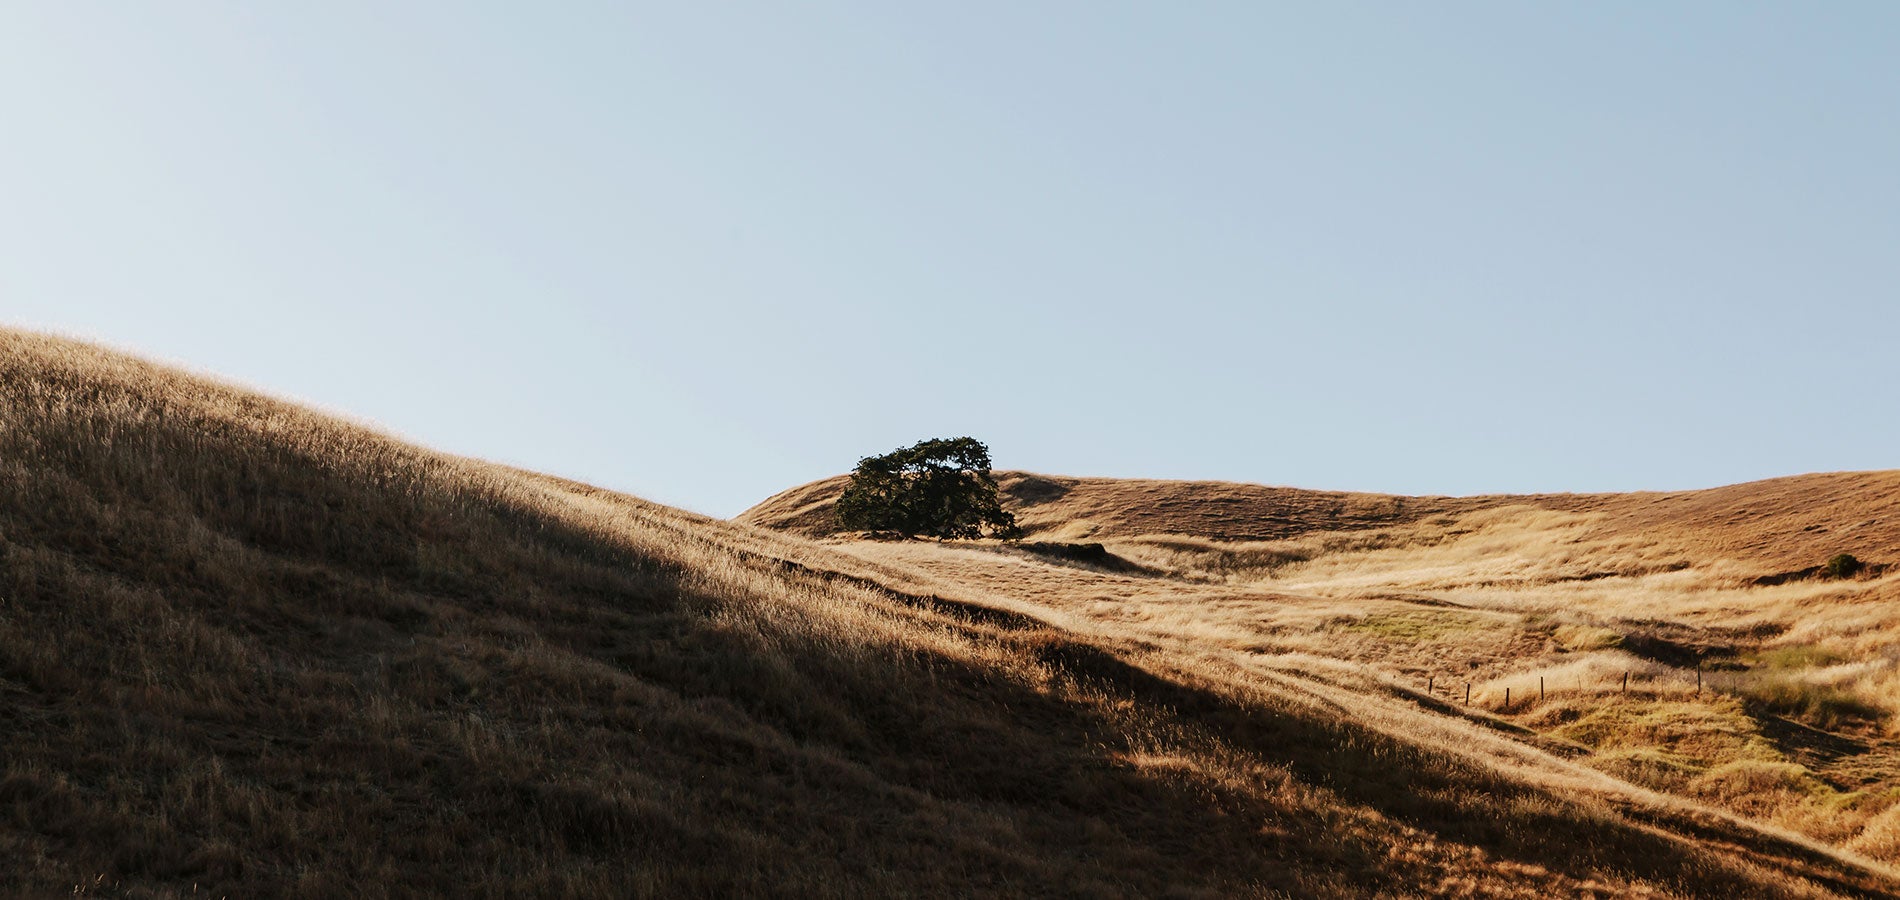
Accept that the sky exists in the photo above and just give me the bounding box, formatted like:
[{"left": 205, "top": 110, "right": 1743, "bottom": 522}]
[{"left": 2, "top": 3, "right": 1896, "bottom": 517}]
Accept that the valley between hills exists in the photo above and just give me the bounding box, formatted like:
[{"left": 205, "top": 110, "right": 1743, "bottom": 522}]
[{"left": 4, "top": 328, "right": 1899, "bottom": 897}]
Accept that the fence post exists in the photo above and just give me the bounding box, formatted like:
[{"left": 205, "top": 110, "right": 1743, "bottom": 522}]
[
  {"left": 1504, "top": 687, "right": 1510, "bottom": 709},
  {"left": 1696, "top": 660, "right": 1702, "bottom": 695},
  {"left": 1622, "top": 671, "right": 1628, "bottom": 693},
  {"left": 1464, "top": 683, "right": 1470, "bottom": 705},
  {"left": 1428, "top": 675, "right": 1434, "bottom": 695},
  {"left": 1539, "top": 676, "right": 1545, "bottom": 701}
]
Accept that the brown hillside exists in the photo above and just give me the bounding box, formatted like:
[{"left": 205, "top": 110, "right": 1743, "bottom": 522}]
[
  {"left": 737, "top": 471, "right": 1471, "bottom": 539},
  {"left": 740, "top": 469, "right": 1900, "bottom": 574},
  {"left": 745, "top": 464, "right": 1900, "bottom": 877},
  {"left": 3, "top": 329, "right": 1895, "bottom": 897}
]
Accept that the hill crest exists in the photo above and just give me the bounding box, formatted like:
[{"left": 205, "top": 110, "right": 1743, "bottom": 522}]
[{"left": 738, "top": 469, "right": 1900, "bottom": 573}]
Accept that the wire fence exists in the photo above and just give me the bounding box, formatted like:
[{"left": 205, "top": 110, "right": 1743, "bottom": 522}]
[{"left": 1422, "top": 659, "right": 1734, "bottom": 713}]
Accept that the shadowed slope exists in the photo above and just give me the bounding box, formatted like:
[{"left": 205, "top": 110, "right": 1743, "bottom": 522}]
[{"left": 2, "top": 330, "right": 1894, "bottom": 897}]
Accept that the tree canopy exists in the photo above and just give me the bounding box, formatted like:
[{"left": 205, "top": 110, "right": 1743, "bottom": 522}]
[{"left": 835, "top": 437, "right": 1020, "bottom": 540}]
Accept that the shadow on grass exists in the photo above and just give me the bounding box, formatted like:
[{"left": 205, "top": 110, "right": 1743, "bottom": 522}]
[{"left": 0, "top": 353, "right": 1892, "bottom": 898}]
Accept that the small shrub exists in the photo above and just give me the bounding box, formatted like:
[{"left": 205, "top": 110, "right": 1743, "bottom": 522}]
[{"left": 1824, "top": 553, "right": 1863, "bottom": 579}]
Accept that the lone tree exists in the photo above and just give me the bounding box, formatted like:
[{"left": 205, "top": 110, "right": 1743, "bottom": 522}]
[{"left": 835, "top": 437, "right": 1020, "bottom": 540}]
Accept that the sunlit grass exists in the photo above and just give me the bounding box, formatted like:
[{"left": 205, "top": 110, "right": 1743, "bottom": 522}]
[
  {"left": 820, "top": 466, "right": 1900, "bottom": 878},
  {"left": 4, "top": 328, "right": 1897, "bottom": 897}
]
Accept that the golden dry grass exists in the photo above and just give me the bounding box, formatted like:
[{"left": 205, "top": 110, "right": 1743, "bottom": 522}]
[
  {"left": 758, "top": 465, "right": 1900, "bottom": 892},
  {"left": 741, "top": 468, "right": 1900, "bottom": 574},
  {"left": 4, "top": 328, "right": 1897, "bottom": 897}
]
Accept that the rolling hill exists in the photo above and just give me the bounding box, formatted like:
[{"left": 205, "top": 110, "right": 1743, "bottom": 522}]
[
  {"left": 3, "top": 328, "right": 1897, "bottom": 897},
  {"left": 740, "top": 469, "right": 1900, "bottom": 574},
  {"left": 744, "top": 467, "right": 1900, "bottom": 891}
]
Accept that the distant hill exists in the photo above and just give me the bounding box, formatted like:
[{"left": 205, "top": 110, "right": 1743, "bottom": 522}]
[
  {"left": 740, "top": 469, "right": 1900, "bottom": 574},
  {"left": 1, "top": 328, "right": 1891, "bottom": 897}
]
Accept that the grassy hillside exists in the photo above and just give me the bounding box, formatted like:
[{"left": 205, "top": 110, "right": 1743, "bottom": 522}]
[
  {"left": 737, "top": 471, "right": 1462, "bottom": 542},
  {"left": 3, "top": 330, "right": 1895, "bottom": 897},
  {"left": 751, "top": 466, "right": 1900, "bottom": 887},
  {"left": 739, "top": 470, "right": 1900, "bottom": 573}
]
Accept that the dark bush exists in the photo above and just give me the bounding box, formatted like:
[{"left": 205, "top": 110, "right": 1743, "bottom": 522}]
[{"left": 1823, "top": 553, "right": 1863, "bottom": 579}]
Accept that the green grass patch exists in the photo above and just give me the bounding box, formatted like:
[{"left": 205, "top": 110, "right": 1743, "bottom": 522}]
[
  {"left": 1690, "top": 759, "right": 1835, "bottom": 810},
  {"left": 1552, "top": 623, "right": 1622, "bottom": 652},
  {"left": 1740, "top": 678, "right": 1883, "bottom": 730},
  {"left": 1593, "top": 747, "right": 1704, "bottom": 791},
  {"left": 1331, "top": 611, "right": 1477, "bottom": 642},
  {"left": 1550, "top": 699, "right": 1769, "bottom": 765},
  {"left": 1752, "top": 644, "right": 1848, "bottom": 670},
  {"left": 1547, "top": 698, "right": 1847, "bottom": 814}
]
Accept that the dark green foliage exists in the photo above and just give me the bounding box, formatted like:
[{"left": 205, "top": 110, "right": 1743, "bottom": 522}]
[
  {"left": 1824, "top": 553, "right": 1863, "bottom": 579},
  {"left": 835, "top": 437, "right": 1020, "bottom": 540}
]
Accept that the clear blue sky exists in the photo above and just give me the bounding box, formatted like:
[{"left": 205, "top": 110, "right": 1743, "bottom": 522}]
[{"left": 4, "top": 3, "right": 1895, "bottom": 517}]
